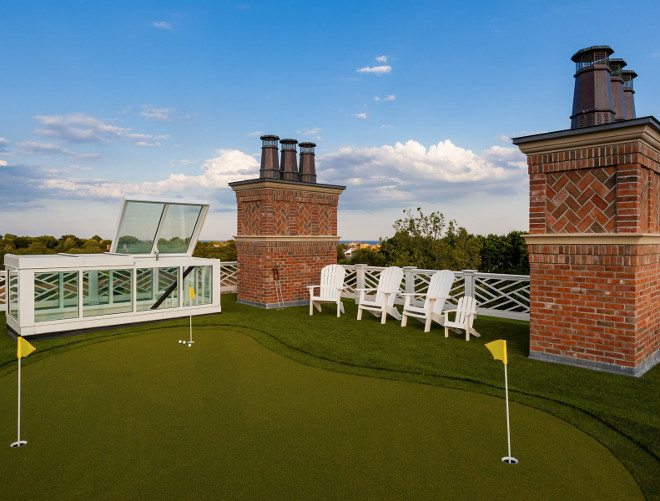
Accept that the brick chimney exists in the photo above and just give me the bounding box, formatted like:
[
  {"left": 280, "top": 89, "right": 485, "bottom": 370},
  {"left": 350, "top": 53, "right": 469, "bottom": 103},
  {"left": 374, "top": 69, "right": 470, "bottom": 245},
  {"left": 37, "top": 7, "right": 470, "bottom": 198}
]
[
  {"left": 280, "top": 139, "right": 299, "bottom": 181},
  {"left": 622, "top": 69, "right": 638, "bottom": 120},
  {"left": 514, "top": 46, "right": 660, "bottom": 377},
  {"left": 609, "top": 58, "right": 627, "bottom": 122},
  {"left": 259, "top": 135, "right": 280, "bottom": 179},
  {"left": 570, "top": 45, "right": 615, "bottom": 129},
  {"left": 299, "top": 142, "right": 317, "bottom": 183},
  {"left": 230, "top": 135, "right": 345, "bottom": 309}
]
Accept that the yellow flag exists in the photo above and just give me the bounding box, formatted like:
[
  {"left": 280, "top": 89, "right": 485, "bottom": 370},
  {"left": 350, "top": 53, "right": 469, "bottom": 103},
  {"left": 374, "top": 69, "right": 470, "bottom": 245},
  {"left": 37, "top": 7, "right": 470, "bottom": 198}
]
[
  {"left": 17, "top": 337, "right": 36, "bottom": 359},
  {"left": 485, "top": 339, "right": 507, "bottom": 365},
  {"left": 189, "top": 286, "right": 196, "bottom": 298}
]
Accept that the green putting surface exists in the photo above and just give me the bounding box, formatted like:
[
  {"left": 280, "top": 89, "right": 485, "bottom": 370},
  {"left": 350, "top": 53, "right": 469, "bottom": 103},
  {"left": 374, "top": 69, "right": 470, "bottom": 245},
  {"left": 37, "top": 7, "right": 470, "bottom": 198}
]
[{"left": 0, "top": 327, "right": 643, "bottom": 500}]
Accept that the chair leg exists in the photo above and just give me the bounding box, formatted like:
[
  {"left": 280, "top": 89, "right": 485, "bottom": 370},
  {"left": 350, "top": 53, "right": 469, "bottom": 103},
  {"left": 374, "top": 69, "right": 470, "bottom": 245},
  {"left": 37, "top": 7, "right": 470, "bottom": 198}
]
[
  {"left": 381, "top": 309, "right": 387, "bottom": 324},
  {"left": 357, "top": 307, "right": 363, "bottom": 320},
  {"left": 444, "top": 325, "right": 449, "bottom": 338},
  {"left": 424, "top": 317, "right": 432, "bottom": 333},
  {"left": 336, "top": 301, "right": 341, "bottom": 318},
  {"left": 309, "top": 301, "right": 314, "bottom": 316},
  {"left": 401, "top": 314, "right": 408, "bottom": 327}
]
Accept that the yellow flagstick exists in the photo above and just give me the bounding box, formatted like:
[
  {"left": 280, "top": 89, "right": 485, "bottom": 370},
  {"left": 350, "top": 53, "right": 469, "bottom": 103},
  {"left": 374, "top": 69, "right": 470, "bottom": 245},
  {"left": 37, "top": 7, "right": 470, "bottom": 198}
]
[
  {"left": 188, "top": 285, "right": 196, "bottom": 346},
  {"left": 485, "top": 339, "right": 517, "bottom": 464},
  {"left": 11, "top": 337, "right": 36, "bottom": 448}
]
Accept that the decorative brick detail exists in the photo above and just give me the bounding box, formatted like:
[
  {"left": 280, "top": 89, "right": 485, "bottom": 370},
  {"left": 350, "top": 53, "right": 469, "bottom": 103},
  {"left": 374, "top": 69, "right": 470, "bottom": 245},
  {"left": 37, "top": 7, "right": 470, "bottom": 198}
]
[{"left": 230, "top": 179, "right": 345, "bottom": 308}]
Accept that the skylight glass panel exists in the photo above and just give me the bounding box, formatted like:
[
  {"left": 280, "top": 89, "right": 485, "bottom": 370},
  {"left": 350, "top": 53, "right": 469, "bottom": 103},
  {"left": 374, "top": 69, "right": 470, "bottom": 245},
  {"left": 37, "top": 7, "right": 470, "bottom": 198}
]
[
  {"left": 156, "top": 204, "right": 203, "bottom": 254},
  {"left": 115, "top": 201, "right": 165, "bottom": 254}
]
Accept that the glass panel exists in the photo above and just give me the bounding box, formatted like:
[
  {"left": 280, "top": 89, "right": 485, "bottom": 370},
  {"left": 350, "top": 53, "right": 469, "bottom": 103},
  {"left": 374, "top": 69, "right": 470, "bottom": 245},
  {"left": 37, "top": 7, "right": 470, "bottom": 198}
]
[
  {"left": 34, "top": 271, "right": 79, "bottom": 322},
  {"left": 157, "top": 205, "right": 203, "bottom": 254},
  {"left": 184, "top": 266, "right": 213, "bottom": 307},
  {"left": 8, "top": 270, "right": 19, "bottom": 320},
  {"left": 83, "top": 269, "right": 133, "bottom": 317},
  {"left": 136, "top": 267, "right": 179, "bottom": 311},
  {"left": 115, "top": 201, "right": 165, "bottom": 254}
]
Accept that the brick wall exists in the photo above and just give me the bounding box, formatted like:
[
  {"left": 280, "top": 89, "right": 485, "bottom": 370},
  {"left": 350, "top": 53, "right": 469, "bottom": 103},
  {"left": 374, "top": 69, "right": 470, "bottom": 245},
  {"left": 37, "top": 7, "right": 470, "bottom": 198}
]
[
  {"left": 515, "top": 118, "right": 660, "bottom": 376},
  {"left": 230, "top": 179, "right": 344, "bottom": 308}
]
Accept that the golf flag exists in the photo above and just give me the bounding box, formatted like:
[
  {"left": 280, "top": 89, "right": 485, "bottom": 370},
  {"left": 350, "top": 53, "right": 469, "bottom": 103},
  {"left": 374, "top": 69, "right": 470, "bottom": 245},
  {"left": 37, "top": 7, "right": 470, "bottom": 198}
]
[
  {"left": 485, "top": 339, "right": 507, "bottom": 365},
  {"left": 189, "top": 285, "right": 196, "bottom": 298},
  {"left": 17, "top": 338, "right": 36, "bottom": 359}
]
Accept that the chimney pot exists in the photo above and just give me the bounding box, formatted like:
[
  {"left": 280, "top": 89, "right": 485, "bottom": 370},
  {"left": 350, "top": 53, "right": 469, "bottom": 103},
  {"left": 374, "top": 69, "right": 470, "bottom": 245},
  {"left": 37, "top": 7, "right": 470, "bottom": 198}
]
[
  {"left": 609, "top": 58, "right": 627, "bottom": 122},
  {"left": 570, "top": 45, "right": 615, "bottom": 129},
  {"left": 259, "top": 135, "right": 280, "bottom": 179},
  {"left": 621, "top": 69, "right": 638, "bottom": 120},
  {"left": 280, "top": 139, "right": 299, "bottom": 182},
  {"left": 298, "top": 142, "right": 317, "bottom": 183}
]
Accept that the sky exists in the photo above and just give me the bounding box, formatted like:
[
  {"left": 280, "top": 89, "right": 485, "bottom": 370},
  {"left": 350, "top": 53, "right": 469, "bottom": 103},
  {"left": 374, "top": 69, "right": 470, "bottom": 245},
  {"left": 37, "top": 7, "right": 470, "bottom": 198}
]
[{"left": 1, "top": 0, "right": 659, "bottom": 242}]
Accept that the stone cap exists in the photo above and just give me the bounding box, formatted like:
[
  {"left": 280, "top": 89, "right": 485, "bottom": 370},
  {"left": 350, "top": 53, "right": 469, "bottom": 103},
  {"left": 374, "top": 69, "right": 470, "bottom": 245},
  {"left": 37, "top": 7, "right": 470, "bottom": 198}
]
[{"left": 229, "top": 177, "right": 346, "bottom": 192}]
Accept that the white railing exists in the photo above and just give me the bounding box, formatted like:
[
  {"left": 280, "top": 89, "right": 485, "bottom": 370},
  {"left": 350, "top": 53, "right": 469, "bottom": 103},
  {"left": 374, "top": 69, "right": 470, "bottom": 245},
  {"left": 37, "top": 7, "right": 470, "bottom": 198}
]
[
  {"left": 342, "top": 264, "right": 530, "bottom": 321},
  {"left": 220, "top": 261, "right": 238, "bottom": 294},
  {"left": 0, "top": 270, "right": 5, "bottom": 312},
  {"left": 4, "top": 263, "right": 529, "bottom": 321}
]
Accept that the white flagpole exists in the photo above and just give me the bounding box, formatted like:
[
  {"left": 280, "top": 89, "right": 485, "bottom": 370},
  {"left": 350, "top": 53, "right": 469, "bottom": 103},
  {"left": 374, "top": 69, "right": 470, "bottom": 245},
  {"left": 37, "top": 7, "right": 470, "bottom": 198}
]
[
  {"left": 11, "top": 358, "right": 27, "bottom": 448},
  {"left": 502, "top": 362, "right": 517, "bottom": 464}
]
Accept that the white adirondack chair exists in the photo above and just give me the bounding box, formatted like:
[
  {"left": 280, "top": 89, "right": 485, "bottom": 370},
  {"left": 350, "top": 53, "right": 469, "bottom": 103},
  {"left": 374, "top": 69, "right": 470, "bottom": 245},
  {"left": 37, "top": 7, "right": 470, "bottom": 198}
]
[
  {"left": 443, "top": 295, "right": 480, "bottom": 341},
  {"left": 356, "top": 266, "right": 404, "bottom": 324},
  {"left": 400, "top": 270, "right": 455, "bottom": 332},
  {"left": 307, "top": 264, "right": 347, "bottom": 317}
]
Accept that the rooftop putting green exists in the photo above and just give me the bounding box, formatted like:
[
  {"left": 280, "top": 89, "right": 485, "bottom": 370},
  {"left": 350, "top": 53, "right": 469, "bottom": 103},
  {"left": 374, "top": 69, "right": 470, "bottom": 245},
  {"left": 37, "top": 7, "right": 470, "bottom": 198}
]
[{"left": 0, "top": 327, "right": 643, "bottom": 500}]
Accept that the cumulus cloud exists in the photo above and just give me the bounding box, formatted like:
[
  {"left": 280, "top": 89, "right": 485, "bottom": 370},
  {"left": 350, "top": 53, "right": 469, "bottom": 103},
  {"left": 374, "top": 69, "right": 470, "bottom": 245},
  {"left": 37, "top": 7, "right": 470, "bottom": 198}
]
[
  {"left": 354, "top": 113, "right": 368, "bottom": 119},
  {"left": 15, "top": 141, "right": 102, "bottom": 159},
  {"left": 356, "top": 65, "right": 392, "bottom": 75},
  {"left": 153, "top": 21, "right": 172, "bottom": 29},
  {"left": 33, "top": 113, "right": 169, "bottom": 144},
  {"left": 0, "top": 137, "right": 9, "bottom": 152},
  {"left": 0, "top": 160, "right": 7, "bottom": 166},
  {"left": 374, "top": 94, "right": 396, "bottom": 102},
  {"left": 317, "top": 139, "right": 527, "bottom": 210},
  {"left": 376, "top": 55, "right": 388, "bottom": 63},
  {"left": 139, "top": 105, "right": 171, "bottom": 121},
  {"left": 38, "top": 149, "right": 258, "bottom": 201}
]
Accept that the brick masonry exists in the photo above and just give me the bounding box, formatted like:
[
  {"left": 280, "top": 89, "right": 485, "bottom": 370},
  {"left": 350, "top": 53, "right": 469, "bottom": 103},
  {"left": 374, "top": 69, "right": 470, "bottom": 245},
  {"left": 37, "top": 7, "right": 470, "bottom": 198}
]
[
  {"left": 230, "top": 179, "right": 345, "bottom": 308},
  {"left": 515, "top": 118, "right": 660, "bottom": 376}
]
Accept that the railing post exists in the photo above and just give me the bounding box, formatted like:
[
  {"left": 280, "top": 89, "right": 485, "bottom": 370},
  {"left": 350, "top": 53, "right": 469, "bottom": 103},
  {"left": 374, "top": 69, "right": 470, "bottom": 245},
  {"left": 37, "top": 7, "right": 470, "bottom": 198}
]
[
  {"left": 403, "top": 266, "right": 417, "bottom": 295},
  {"left": 463, "top": 269, "right": 477, "bottom": 298},
  {"left": 354, "top": 264, "right": 366, "bottom": 303}
]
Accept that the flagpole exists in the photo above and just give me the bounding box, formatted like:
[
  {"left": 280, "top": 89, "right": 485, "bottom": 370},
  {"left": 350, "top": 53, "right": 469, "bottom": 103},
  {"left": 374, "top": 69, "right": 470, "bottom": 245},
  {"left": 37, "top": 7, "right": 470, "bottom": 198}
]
[
  {"left": 502, "top": 361, "right": 517, "bottom": 464},
  {"left": 11, "top": 358, "right": 27, "bottom": 448}
]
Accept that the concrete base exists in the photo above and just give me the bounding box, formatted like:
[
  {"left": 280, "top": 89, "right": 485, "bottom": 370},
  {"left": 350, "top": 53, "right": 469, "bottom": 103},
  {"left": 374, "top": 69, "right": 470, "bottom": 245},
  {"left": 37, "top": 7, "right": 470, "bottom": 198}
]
[
  {"left": 237, "top": 298, "right": 309, "bottom": 309},
  {"left": 529, "top": 347, "right": 660, "bottom": 378}
]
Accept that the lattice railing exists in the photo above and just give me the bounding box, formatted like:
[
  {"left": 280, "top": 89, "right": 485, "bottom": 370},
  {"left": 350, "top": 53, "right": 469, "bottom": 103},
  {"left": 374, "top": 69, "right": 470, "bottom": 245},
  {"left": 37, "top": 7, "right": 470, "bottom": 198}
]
[
  {"left": 341, "top": 265, "right": 529, "bottom": 321},
  {"left": 220, "top": 262, "right": 238, "bottom": 293},
  {"left": 0, "top": 270, "right": 5, "bottom": 312}
]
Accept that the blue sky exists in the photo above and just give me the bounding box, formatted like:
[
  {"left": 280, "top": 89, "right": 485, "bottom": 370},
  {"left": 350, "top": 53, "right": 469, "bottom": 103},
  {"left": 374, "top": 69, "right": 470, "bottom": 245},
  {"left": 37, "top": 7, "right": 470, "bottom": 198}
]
[{"left": 1, "top": 0, "right": 659, "bottom": 241}]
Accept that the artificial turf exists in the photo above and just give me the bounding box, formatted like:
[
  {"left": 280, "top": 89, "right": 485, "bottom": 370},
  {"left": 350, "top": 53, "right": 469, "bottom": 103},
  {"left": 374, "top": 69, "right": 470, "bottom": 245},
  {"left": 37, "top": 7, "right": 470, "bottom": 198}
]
[{"left": 0, "top": 297, "right": 659, "bottom": 500}]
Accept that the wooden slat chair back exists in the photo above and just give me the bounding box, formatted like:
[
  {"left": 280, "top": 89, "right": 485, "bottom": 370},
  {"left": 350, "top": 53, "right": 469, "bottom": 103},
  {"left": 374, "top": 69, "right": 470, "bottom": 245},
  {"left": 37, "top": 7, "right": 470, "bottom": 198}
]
[
  {"left": 307, "top": 264, "right": 346, "bottom": 317},
  {"left": 356, "top": 266, "right": 404, "bottom": 324},
  {"left": 443, "top": 295, "right": 480, "bottom": 341},
  {"left": 401, "top": 270, "right": 455, "bottom": 332}
]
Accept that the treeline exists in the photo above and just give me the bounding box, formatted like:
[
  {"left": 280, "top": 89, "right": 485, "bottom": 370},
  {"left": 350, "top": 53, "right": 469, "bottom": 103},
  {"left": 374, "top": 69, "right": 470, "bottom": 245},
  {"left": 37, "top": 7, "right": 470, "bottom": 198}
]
[
  {"left": 337, "top": 208, "right": 529, "bottom": 275},
  {"left": 0, "top": 234, "right": 238, "bottom": 270}
]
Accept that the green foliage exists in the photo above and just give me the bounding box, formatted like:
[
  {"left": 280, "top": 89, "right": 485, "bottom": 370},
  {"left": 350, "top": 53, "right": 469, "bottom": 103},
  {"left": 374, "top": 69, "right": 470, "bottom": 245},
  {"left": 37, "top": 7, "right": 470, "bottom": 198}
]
[
  {"left": 193, "top": 240, "right": 237, "bottom": 261},
  {"left": 477, "top": 231, "right": 529, "bottom": 274}
]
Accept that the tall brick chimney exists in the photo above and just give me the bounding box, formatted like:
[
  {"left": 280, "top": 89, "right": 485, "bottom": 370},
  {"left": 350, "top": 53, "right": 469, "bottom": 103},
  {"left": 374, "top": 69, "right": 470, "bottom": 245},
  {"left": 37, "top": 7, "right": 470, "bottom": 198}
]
[
  {"left": 280, "top": 139, "right": 299, "bottom": 182},
  {"left": 230, "top": 135, "right": 345, "bottom": 308},
  {"left": 514, "top": 46, "right": 660, "bottom": 377},
  {"left": 609, "top": 58, "right": 627, "bottom": 122},
  {"left": 622, "top": 69, "right": 638, "bottom": 120},
  {"left": 570, "top": 45, "right": 615, "bottom": 129},
  {"left": 299, "top": 142, "right": 317, "bottom": 183},
  {"left": 259, "top": 135, "right": 280, "bottom": 179}
]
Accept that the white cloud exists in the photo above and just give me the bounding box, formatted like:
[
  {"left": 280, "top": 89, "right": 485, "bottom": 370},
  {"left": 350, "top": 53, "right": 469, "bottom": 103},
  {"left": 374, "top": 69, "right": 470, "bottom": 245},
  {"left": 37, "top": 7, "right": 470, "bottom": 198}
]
[
  {"left": 33, "top": 113, "right": 169, "bottom": 144},
  {"left": 139, "top": 105, "right": 171, "bottom": 121},
  {"left": 153, "top": 21, "right": 172, "bottom": 29},
  {"left": 38, "top": 149, "right": 258, "bottom": 200},
  {"left": 496, "top": 134, "right": 510, "bottom": 143},
  {"left": 0, "top": 137, "right": 9, "bottom": 152},
  {"left": 298, "top": 127, "right": 322, "bottom": 139},
  {"left": 356, "top": 65, "right": 392, "bottom": 75},
  {"left": 317, "top": 139, "right": 527, "bottom": 210},
  {"left": 15, "top": 141, "right": 102, "bottom": 159},
  {"left": 376, "top": 55, "right": 388, "bottom": 63},
  {"left": 354, "top": 113, "right": 368, "bottom": 119},
  {"left": 136, "top": 141, "right": 161, "bottom": 147},
  {"left": 0, "top": 160, "right": 7, "bottom": 166},
  {"left": 248, "top": 131, "right": 263, "bottom": 136},
  {"left": 374, "top": 94, "right": 396, "bottom": 102}
]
